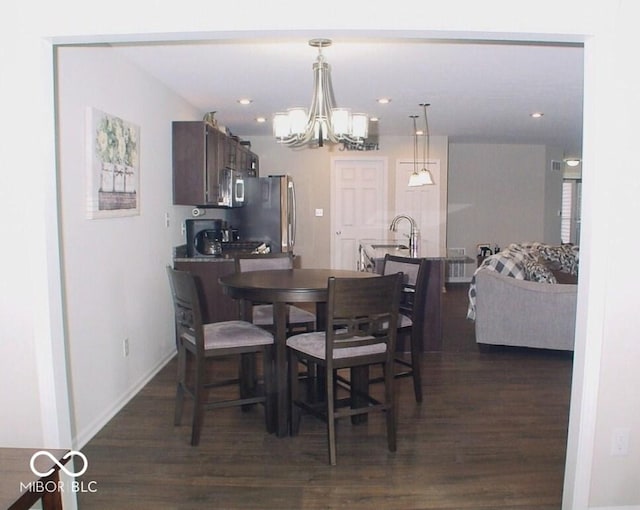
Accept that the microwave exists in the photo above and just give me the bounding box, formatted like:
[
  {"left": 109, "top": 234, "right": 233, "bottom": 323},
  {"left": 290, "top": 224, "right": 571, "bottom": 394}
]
[{"left": 218, "top": 168, "right": 245, "bottom": 208}]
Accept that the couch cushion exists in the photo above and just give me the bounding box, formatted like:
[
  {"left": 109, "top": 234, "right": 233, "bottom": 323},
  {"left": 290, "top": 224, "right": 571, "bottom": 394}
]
[
  {"left": 467, "top": 242, "right": 580, "bottom": 320},
  {"left": 551, "top": 269, "right": 579, "bottom": 284}
]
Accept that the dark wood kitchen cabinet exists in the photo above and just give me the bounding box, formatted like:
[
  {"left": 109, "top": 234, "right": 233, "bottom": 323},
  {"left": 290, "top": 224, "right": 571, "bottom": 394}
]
[
  {"left": 173, "top": 260, "right": 239, "bottom": 323},
  {"left": 172, "top": 121, "right": 220, "bottom": 206},
  {"left": 172, "top": 121, "right": 259, "bottom": 206}
]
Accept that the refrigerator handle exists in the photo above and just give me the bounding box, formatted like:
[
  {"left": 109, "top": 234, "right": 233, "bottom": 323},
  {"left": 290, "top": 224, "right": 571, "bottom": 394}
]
[{"left": 288, "top": 179, "right": 296, "bottom": 250}]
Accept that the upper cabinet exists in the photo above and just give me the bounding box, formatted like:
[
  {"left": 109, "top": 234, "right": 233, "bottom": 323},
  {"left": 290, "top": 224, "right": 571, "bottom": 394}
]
[{"left": 172, "top": 121, "right": 259, "bottom": 207}]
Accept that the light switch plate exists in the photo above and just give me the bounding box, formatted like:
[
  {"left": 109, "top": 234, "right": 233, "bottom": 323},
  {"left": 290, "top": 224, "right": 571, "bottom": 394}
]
[{"left": 315, "top": 208, "right": 324, "bottom": 217}]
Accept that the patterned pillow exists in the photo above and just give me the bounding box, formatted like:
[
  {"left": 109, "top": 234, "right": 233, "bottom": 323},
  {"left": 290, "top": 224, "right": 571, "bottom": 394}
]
[
  {"left": 537, "top": 243, "right": 579, "bottom": 275},
  {"left": 522, "top": 257, "right": 557, "bottom": 283}
]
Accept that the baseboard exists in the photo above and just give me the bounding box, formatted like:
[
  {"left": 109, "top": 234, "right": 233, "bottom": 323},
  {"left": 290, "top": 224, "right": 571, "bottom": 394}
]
[
  {"left": 446, "top": 276, "right": 472, "bottom": 284},
  {"left": 74, "top": 349, "right": 176, "bottom": 449},
  {"left": 591, "top": 506, "right": 640, "bottom": 510}
]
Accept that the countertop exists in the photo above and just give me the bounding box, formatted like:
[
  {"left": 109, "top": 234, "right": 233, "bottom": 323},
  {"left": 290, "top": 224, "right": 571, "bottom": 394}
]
[
  {"left": 173, "top": 244, "right": 267, "bottom": 262},
  {"left": 359, "top": 238, "right": 465, "bottom": 262}
]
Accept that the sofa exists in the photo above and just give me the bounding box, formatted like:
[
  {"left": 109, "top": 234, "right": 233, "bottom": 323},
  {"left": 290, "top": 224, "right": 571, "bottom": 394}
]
[{"left": 468, "top": 242, "right": 579, "bottom": 351}]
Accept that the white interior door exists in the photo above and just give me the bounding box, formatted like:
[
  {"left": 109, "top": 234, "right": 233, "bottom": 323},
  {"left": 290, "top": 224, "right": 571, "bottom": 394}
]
[
  {"left": 331, "top": 157, "right": 388, "bottom": 269},
  {"left": 395, "top": 159, "right": 442, "bottom": 257}
]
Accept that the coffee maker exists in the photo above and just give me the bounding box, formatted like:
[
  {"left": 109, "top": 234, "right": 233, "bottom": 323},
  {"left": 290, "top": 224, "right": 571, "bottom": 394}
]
[
  {"left": 185, "top": 219, "right": 242, "bottom": 257},
  {"left": 185, "top": 219, "right": 225, "bottom": 257}
]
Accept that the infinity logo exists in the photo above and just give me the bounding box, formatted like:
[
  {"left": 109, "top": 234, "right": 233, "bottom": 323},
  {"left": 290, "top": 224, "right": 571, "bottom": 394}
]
[{"left": 30, "top": 450, "right": 88, "bottom": 478}]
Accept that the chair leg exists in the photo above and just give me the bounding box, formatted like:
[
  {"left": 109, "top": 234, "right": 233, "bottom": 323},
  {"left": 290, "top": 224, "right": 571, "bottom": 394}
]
[
  {"left": 326, "top": 367, "right": 337, "bottom": 466},
  {"left": 174, "top": 343, "right": 186, "bottom": 426},
  {"left": 240, "top": 353, "right": 258, "bottom": 411},
  {"left": 190, "top": 357, "right": 206, "bottom": 446},
  {"left": 289, "top": 351, "right": 301, "bottom": 436},
  {"left": 263, "top": 346, "right": 276, "bottom": 434},
  {"left": 384, "top": 362, "right": 397, "bottom": 453},
  {"left": 409, "top": 330, "right": 423, "bottom": 403}
]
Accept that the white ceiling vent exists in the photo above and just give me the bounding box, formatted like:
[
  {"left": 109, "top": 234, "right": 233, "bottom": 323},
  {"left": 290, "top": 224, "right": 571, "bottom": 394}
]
[{"left": 551, "top": 160, "right": 563, "bottom": 172}]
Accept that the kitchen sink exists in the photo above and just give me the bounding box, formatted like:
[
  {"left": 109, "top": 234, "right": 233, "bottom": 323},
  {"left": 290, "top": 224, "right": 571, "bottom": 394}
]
[{"left": 371, "top": 243, "right": 409, "bottom": 250}]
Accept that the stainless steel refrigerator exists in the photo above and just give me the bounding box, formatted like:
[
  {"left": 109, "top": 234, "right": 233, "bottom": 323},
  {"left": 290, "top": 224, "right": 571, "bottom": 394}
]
[{"left": 230, "top": 175, "right": 296, "bottom": 252}]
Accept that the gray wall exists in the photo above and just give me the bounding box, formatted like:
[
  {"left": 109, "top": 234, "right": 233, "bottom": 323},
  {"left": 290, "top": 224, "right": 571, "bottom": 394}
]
[{"left": 447, "top": 143, "right": 562, "bottom": 277}]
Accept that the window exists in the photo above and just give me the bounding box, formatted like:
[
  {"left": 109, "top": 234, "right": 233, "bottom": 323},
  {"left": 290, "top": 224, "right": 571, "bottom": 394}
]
[{"left": 561, "top": 179, "right": 582, "bottom": 244}]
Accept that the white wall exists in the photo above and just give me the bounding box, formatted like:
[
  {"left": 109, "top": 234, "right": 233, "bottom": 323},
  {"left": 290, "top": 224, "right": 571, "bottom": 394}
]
[
  {"left": 56, "top": 46, "right": 198, "bottom": 445},
  {"left": 1, "top": 1, "right": 639, "bottom": 508},
  {"left": 574, "top": 5, "right": 640, "bottom": 504}
]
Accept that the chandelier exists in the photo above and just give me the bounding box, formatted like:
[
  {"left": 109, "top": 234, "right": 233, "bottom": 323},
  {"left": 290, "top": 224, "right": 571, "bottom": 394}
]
[
  {"left": 273, "top": 39, "right": 369, "bottom": 148},
  {"left": 408, "top": 103, "right": 435, "bottom": 187}
]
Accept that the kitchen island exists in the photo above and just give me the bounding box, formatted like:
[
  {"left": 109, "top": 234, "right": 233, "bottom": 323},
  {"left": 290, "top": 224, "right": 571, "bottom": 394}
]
[{"left": 358, "top": 239, "right": 469, "bottom": 352}]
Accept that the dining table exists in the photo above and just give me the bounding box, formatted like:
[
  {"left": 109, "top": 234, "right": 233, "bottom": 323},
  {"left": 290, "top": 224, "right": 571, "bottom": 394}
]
[
  {"left": 0, "top": 448, "right": 70, "bottom": 510},
  {"left": 219, "top": 267, "right": 376, "bottom": 437}
]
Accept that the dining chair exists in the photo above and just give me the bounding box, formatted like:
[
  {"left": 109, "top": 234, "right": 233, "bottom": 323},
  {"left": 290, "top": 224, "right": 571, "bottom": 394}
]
[
  {"left": 167, "top": 266, "right": 275, "bottom": 446},
  {"left": 374, "top": 254, "right": 430, "bottom": 403},
  {"left": 234, "top": 252, "right": 316, "bottom": 333},
  {"left": 287, "top": 273, "right": 403, "bottom": 465}
]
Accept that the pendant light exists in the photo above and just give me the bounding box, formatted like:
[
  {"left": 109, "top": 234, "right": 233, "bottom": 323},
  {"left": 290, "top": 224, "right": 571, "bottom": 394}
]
[
  {"left": 408, "top": 103, "right": 435, "bottom": 187},
  {"left": 408, "top": 115, "right": 422, "bottom": 187},
  {"left": 418, "top": 103, "right": 435, "bottom": 185}
]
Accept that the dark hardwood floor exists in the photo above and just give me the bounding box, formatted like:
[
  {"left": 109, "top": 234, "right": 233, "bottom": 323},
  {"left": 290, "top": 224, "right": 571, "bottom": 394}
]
[{"left": 78, "top": 284, "right": 573, "bottom": 509}]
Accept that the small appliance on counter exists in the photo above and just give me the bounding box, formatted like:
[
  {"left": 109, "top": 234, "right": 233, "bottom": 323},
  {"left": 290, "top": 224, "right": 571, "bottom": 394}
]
[
  {"left": 185, "top": 218, "right": 263, "bottom": 258},
  {"left": 186, "top": 218, "right": 224, "bottom": 257}
]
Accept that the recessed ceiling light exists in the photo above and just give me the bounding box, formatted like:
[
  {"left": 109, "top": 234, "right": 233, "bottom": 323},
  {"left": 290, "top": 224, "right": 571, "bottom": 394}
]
[
  {"left": 530, "top": 112, "right": 544, "bottom": 118},
  {"left": 370, "top": 117, "right": 379, "bottom": 122},
  {"left": 238, "top": 98, "right": 252, "bottom": 105},
  {"left": 377, "top": 98, "right": 391, "bottom": 104},
  {"left": 256, "top": 116, "right": 266, "bottom": 123}
]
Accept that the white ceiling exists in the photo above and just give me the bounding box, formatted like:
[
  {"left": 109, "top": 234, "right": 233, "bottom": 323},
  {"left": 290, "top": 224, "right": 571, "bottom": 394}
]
[{"left": 114, "top": 36, "right": 584, "bottom": 157}]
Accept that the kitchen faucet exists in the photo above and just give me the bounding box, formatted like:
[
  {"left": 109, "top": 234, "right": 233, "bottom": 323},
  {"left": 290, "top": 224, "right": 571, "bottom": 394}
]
[{"left": 390, "top": 214, "right": 420, "bottom": 257}]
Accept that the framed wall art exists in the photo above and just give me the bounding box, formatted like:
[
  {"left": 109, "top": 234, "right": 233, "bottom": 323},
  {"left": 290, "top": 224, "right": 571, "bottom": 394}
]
[{"left": 86, "top": 108, "right": 140, "bottom": 218}]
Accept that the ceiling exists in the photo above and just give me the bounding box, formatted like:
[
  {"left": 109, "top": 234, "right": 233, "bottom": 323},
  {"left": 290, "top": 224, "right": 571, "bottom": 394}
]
[{"left": 113, "top": 36, "right": 584, "bottom": 157}]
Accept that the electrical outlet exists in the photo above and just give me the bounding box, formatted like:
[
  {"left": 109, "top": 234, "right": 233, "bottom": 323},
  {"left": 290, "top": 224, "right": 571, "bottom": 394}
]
[
  {"left": 123, "top": 337, "right": 130, "bottom": 357},
  {"left": 164, "top": 212, "right": 170, "bottom": 228},
  {"left": 181, "top": 221, "right": 186, "bottom": 236},
  {"left": 611, "top": 427, "right": 630, "bottom": 456}
]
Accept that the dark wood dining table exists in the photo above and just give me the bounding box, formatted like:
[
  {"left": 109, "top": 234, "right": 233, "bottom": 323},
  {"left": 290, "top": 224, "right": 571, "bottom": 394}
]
[
  {"left": 219, "top": 268, "right": 375, "bottom": 437},
  {"left": 0, "top": 448, "right": 69, "bottom": 510}
]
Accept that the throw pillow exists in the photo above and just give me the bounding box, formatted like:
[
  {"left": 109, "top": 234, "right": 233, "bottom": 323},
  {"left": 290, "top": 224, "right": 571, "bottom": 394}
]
[
  {"left": 538, "top": 243, "right": 579, "bottom": 275},
  {"left": 522, "top": 257, "right": 557, "bottom": 283}
]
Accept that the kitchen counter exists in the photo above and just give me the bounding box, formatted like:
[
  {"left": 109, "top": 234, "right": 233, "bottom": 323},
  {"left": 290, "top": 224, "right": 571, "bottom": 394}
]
[
  {"left": 358, "top": 238, "right": 470, "bottom": 353},
  {"left": 358, "top": 239, "right": 461, "bottom": 273},
  {"left": 173, "top": 243, "right": 268, "bottom": 262}
]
